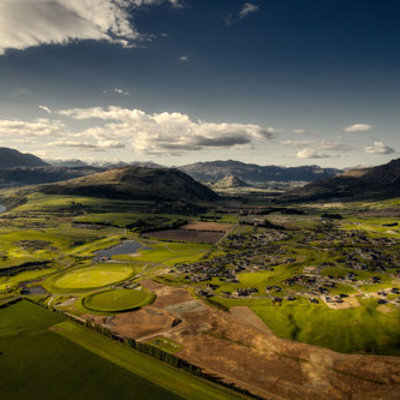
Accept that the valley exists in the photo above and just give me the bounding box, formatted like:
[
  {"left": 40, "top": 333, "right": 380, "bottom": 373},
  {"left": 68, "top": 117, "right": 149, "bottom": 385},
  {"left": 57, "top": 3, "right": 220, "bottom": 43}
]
[{"left": 0, "top": 164, "right": 399, "bottom": 399}]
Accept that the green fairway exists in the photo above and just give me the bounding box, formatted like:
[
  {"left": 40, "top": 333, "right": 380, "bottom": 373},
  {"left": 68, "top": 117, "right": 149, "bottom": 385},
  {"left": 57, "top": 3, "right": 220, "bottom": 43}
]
[
  {"left": 84, "top": 287, "right": 156, "bottom": 312},
  {"left": 0, "top": 301, "right": 183, "bottom": 400},
  {"left": 53, "top": 264, "right": 134, "bottom": 290}
]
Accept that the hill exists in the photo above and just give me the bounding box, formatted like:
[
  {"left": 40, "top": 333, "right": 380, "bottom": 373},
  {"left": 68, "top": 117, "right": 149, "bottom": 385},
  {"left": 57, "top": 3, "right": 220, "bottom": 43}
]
[
  {"left": 179, "top": 160, "right": 341, "bottom": 185},
  {"left": 40, "top": 166, "right": 218, "bottom": 202},
  {"left": 0, "top": 147, "right": 48, "bottom": 169},
  {"left": 213, "top": 175, "right": 252, "bottom": 189},
  {"left": 278, "top": 158, "right": 400, "bottom": 202},
  {"left": 0, "top": 166, "right": 102, "bottom": 188}
]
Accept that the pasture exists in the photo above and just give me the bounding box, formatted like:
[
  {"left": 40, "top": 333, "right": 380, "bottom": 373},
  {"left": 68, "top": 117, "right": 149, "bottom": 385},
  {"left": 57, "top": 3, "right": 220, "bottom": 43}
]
[
  {"left": 55, "top": 320, "right": 242, "bottom": 400},
  {"left": 0, "top": 301, "right": 183, "bottom": 400}
]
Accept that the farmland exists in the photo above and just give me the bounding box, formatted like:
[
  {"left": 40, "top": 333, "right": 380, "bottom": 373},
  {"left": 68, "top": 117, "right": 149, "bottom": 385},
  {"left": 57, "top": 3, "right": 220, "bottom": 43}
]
[
  {"left": 0, "top": 191, "right": 399, "bottom": 399},
  {"left": 0, "top": 301, "right": 181, "bottom": 400},
  {"left": 144, "top": 221, "right": 232, "bottom": 244},
  {"left": 0, "top": 300, "right": 244, "bottom": 400}
]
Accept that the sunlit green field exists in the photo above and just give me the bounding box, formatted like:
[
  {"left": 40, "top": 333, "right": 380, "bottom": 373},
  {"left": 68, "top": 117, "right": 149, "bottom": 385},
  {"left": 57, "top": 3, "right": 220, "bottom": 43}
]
[
  {"left": 84, "top": 287, "right": 155, "bottom": 312},
  {"left": 0, "top": 267, "right": 57, "bottom": 291},
  {"left": 0, "top": 301, "right": 183, "bottom": 400},
  {"left": 1, "top": 191, "right": 399, "bottom": 359},
  {"left": 0, "top": 300, "right": 242, "bottom": 400},
  {"left": 53, "top": 265, "right": 135, "bottom": 290}
]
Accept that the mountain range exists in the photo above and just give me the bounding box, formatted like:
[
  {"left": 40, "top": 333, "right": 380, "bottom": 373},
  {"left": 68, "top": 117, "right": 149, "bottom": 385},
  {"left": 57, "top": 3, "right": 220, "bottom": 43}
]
[
  {"left": 0, "top": 148, "right": 343, "bottom": 189},
  {"left": 1, "top": 147, "right": 399, "bottom": 204},
  {"left": 278, "top": 158, "right": 400, "bottom": 202},
  {"left": 179, "top": 160, "right": 342, "bottom": 185},
  {"left": 0, "top": 147, "right": 48, "bottom": 169}
]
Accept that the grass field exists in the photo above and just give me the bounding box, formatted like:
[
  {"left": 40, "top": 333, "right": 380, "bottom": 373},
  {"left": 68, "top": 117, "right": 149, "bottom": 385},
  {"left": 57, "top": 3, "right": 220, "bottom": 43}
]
[
  {"left": 251, "top": 301, "right": 400, "bottom": 355},
  {"left": 115, "top": 242, "right": 210, "bottom": 266},
  {"left": 1, "top": 190, "right": 399, "bottom": 363},
  {"left": 0, "top": 301, "right": 183, "bottom": 400},
  {"left": 83, "top": 287, "right": 156, "bottom": 312},
  {"left": 54, "top": 320, "right": 243, "bottom": 400},
  {"left": 53, "top": 265, "right": 135, "bottom": 290},
  {"left": 0, "top": 267, "right": 57, "bottom": 291}
]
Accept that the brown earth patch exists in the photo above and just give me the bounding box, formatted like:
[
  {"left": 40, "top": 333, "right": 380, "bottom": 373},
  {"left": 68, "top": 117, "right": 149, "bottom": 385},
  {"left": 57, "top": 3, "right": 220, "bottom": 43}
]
[
  {"left": 377, "top": 305, "right": 395, "bottom": 314},
  {"left": 323, "top": 296, "right": 361, "bottom": 310},
  {"left": 180, "top": 221, "right": 233, "bottom": 232},
  {"left": 230, "top": 306, "right": 274, "bottom": 335},
  {"left": 83, "top": 307, "right": 177, "bottom": 339},
  {"left": 82, "top": 280, "right": 400, "bottom": 400}
]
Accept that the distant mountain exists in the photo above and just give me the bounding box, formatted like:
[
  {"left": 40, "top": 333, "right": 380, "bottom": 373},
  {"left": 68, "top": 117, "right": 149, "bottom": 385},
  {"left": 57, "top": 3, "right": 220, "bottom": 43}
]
[
  {"left": 0, "top": 166, "right": 103, "bottom": 188},
  {"left": 89, "top": 160, "right": 163, "bottom": 169},
  {"left": 131, "top": 161, "right": 164, "bottom": 169},
  {"left": 213, "top": 175, "right": 252, "bottom": 189},
  {"left": 179, "top": 160, "right": 341, "bottom": 185},
  {"left": 48, "top": 159, "right": 89, "bottom": 168},
  {"left": 0, "top": 147, "right": 48, "bottom": 169},
  {"left": 40, "top": 166, "right": 218, "bottom": 202},
  {"left": 278, "top": 158, "right": 400, "bottom": 202}
]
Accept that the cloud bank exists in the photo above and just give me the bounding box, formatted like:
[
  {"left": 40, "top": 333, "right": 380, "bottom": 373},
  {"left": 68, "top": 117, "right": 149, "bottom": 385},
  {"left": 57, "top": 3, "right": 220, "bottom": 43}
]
[
  {"left": 0, "top": 106, "right": 276, "bottom": 155},
  {"left": 59, "top": 106, "right": 276, "bottom": 154},
  {"left": 365, "top": 142, "right": 395, "bottom": 155},
  {"left": 0, "top": 0, "right": 180, "bottom": 54}
]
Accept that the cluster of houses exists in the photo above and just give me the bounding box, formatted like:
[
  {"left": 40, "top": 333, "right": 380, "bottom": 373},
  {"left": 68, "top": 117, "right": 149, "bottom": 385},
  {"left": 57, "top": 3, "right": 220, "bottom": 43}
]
[
  {"left": 178, "top": 232, "right": 295, "bottom": 284},
  {"left": 175, "top": 222, "right": 400, "bottom": 306}
]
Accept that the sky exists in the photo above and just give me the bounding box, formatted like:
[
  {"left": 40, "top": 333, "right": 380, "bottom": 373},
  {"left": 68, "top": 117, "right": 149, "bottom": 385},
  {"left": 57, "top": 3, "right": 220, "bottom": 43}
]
[{"left": 0, "top": 0, "right": 399, "bottom": 168}]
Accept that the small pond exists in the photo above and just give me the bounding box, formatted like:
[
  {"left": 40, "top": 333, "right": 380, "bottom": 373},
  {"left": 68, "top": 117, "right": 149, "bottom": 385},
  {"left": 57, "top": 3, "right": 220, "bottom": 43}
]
[
  {"left": 95, "top": 240, "right": 150, "bottom": 258},
  {"left": 21, "top": 286, "right": 47, "bottom": 295},
  {"left": 0, "top": 205, "right": 5, "bottom": 213}
]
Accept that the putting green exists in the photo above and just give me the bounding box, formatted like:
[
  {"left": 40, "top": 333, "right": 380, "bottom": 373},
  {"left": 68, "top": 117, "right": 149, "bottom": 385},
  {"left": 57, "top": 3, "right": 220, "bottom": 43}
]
[
  {"left": 54, "top": 265, "right": 134, "bottom": 290},
  {"left": 84, "top": 288, "right": 155, "bottom": 312}
]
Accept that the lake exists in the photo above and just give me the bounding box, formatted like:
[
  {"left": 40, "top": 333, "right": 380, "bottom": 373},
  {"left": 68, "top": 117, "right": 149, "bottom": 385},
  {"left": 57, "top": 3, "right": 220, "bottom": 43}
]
[{"left": 95, "top": 240, "right": 149, "bottom": 258}]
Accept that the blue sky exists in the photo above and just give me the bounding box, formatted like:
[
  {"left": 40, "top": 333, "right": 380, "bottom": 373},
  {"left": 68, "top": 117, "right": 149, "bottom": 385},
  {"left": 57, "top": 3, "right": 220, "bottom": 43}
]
[{"left": 0, "top": 0, "right": 399, "bottom": 167}]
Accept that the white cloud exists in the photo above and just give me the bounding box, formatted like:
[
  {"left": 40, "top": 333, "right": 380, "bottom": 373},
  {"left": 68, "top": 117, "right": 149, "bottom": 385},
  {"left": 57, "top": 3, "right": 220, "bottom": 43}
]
[
  {"left": 39, "top": 105, "right": 52, "bottom": 114},
  {"left": 365, "top": 142, "right": 395, "bottom": 155},
  {"left": 104, "top": 88, "right": 130, "bottom": 96},
  {"left": 48, "top": 139, "right": 125, "bottom": 150},
  {"left": 296, "top": 148, "right": 336, "bottom": 159},
  {"left": 179, "top": 55, "right": 188, "bottom": 62},
  {"left": 0, "top": 0, "right": 180, "bottom": 55},
  {"left": 239, "top": 3, "right": 260, "bottom": 19},
  {"left": 224, "top": 2, "right": 260, "bottom": 25},
  {"left": 0, "top": 118, "right": 64, "bottom": 137},
  {"left": 59, "top": 106, "right": 276, "bottom": 154},
  {"left": 344, "top": 123, "right": 372, "bottom": 132},
  {"left": 282, "top": 140, "right": 352, "bottom": 152},
  {"left": 281, "top": 140, "right": 309, "bottom": 147}
]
